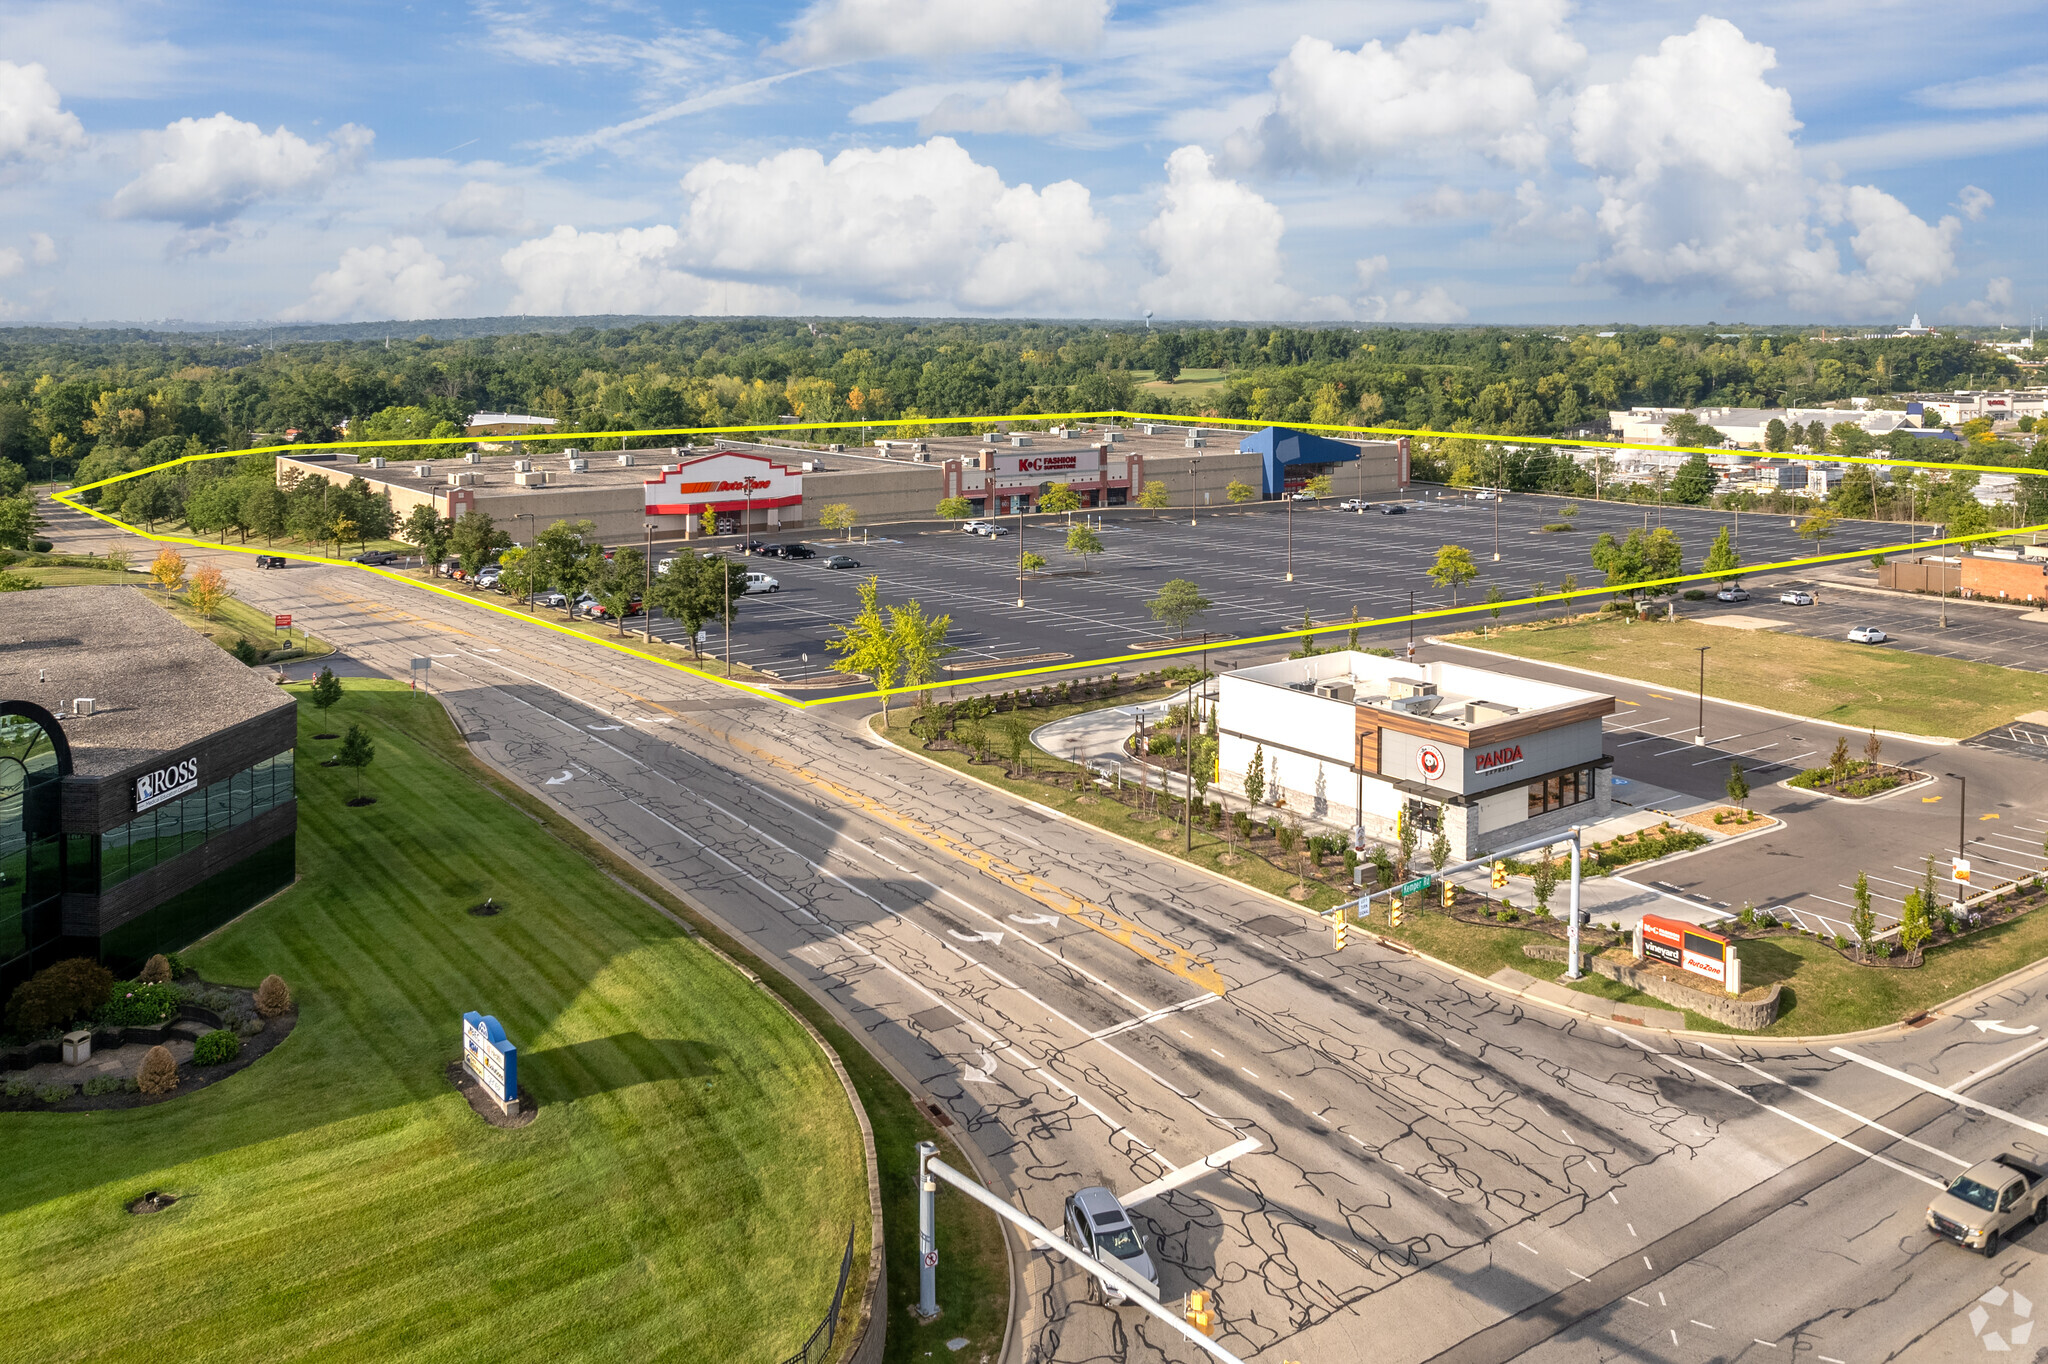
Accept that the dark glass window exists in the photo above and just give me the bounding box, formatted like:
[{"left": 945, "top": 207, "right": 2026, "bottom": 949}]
[
  {"left": 1529, "top": 767, "right": 1596, "bottom": 818},
  {"left": 94, "top": 748, "right": 295, "bottom": 894}
]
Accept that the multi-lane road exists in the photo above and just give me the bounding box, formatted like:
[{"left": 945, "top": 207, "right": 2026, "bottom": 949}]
[{"left": 46, "top": 501, "right": 2048, "bottom": 1364}]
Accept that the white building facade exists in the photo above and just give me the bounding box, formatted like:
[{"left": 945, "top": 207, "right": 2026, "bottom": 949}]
[{"left": 1214, "top": 653, "right": 1615, "bottom": 860}]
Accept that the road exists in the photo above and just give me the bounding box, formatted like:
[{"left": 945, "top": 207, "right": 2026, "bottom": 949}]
[{"left": 46, "top": 499, "right": 2048, "bottom": 1364}]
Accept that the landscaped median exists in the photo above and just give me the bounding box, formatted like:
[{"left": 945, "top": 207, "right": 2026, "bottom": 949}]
[
  {"left": 1449, "top": 613, "right": 2048, "bottom": 738},
  {"left": 0, "top": 679, "right": 904, "bottom": 1364}
]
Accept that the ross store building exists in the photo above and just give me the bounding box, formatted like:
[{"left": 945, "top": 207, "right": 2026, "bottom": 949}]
[
  {"left": 0, "top": 587, "right": 297, "bottom": 997},
  {"left": 1215, "top": 652, "right": 1615, "bottom": 859}
]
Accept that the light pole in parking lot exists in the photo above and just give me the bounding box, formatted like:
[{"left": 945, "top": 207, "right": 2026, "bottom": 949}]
[
  {"left": 1694, "top": 646, "right": 1710, "bottom": 743},
  {"left": 1016, "top": 507, "right": 1026, "bottom": 608},
  {"left": 1492, "top": 492, "right": 1501, "bottom": 561},
  {"left": 642, "top": 522, "right": 654, "bottom": 642},
  {"left": 515, "top": 512, "right": 535, "bottom": 609},
  {"left": 1285, "top": 493, "right": 1295, "bottom": 582}
]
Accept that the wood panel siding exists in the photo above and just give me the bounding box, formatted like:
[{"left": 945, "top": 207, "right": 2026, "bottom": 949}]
[
  {"left": 1353, "top": 695, "right": 1614, "bottom": 750},
  {"left": 1355, "top": 724, "right": 1380, "bottom": 773}
]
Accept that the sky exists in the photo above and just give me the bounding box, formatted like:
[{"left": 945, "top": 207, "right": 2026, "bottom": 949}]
[{"left": 0, "top": 0, "right": 2042, "bottom": 327}]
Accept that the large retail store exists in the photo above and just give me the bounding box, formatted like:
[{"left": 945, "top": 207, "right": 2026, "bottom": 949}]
[{"left": 0, "top": 586, "right": 297, "bottom": 995}]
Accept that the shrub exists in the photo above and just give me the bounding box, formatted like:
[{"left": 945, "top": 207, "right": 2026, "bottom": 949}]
[
  {"left": 36, "top": 1083, "right": 70, "bottom": 1104},
  {"left": 1682, "top": 589, "right": 1708, "bottom": 601},
  {"left": 96, "top": 982, "right": 185, "bottom": 1027},
  {"left": 231, "top": 638, "right": 261, "bottom": 665},
  {"left": 254, "top": 974, "right": 293, "bottom": 1018},
  {"left": 5, "top": 957, "right": 115, "bottom": 1032},
  {"left": 137, "top": 1045, "right": 178, "bottom": 1095},
  {"left": 137, "top": 954, "right": 173, "bottom": 984},
  {"left": 192, "top": 1029, "right": 241, "bottom": 1066},
  {"left": 1834, "top": 934, "right": 1850, "bottom": 950},
  {"left": 4, "top": 1077, "right": 30, "bottom": 1098},
  {"left": 82, "top": 1074, "right": 127, "bottom": 1096}
]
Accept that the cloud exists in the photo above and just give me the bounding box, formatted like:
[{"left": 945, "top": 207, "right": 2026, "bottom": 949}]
[
  {"left": 0, "top": 248, "right": 21, "bottom": 279},
  {"left": 919, "top": 72, "right": 1086, "bottom": 136},
  {"left": 1139, "top": 145, "right": 1299, "bottom": 319},
  {"left": 0, "top": 61, "right": 84, "bottom": 168},
  {"left": 111, "top": 115, "right": 373, "bottom": 227},
  {"left": 1362, "top": 285, "right": 1467, "bottom": 324},
  {"left": 1912, "top": 63, "right": 2048, "bottom": 110},
  {"left": 1956, "top": 185, "right": 1993, "bottom": 221},
  {"left": 774, "top": 0, "right": 1109, "bottom": 65},
  {"left": 284, "top": 237, "right": 474, "bottom": 321},
  {"left": 670, "top": 137, "right": 1110, "bottom": 310},
  {"left": 473, "top": 2, "right": 735, "bottom": 89},
  {"left": 432, "top": 180, "right": 532, "bottom": 237},
  {"left": 29, "top": 232, "right": 55, "bottom": 265},
  {"left": 1228, "top": 0, "right": 1584, "bottom": 172},
  {"left": 500, "top": 225, "right": 797, "bottom": 315},
  {"left": 1942, "top": 277, "right": 2016, "bottom": 325},
  {"left": 1570, "top": 17, "right": 1959, "bottom": 317}
]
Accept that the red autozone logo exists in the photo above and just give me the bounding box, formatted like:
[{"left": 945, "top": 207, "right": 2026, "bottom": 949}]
[{"left": 1474, "top": 744, "right": 1523, "bottom": 771}]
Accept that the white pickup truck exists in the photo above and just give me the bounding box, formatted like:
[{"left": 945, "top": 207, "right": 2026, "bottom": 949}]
[{"left": 1926, "top": 1153, "right": 2048, "bottom": 1256}]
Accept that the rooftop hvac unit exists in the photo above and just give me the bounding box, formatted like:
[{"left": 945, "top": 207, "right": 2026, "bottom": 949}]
[
  {"left": 72, "top": 698, "right": 94, "bottom": 717},
  {"left": 1140, "top": 424, "right": 1159, "bottom": 435},
  {"left": 1313, "top": 679, "right": 1355, "bottom": 702},
  {"left": 464, "top": 451, "right": 482, "bottom": 464},
  {"left": 514, "top": 470, "right": 549, "bottom": 487},
  {"left": 1184, "top": 437, "right": 1206, "bottom": 449},
  {"left": 511, "top": 459, "right": 532, "bottom": 473},
  {"left": 1009, "top": 434, "right": 1032, "bottom": 447},
  {"left": 446, "top": 471, "right": 475, "bottom": 486},
  {"left": 414, "top": 465, "right": 433, "bottom": 478},
  {"left": 914, "top": 450, "right": 931, "bottom": 462},
  {"left": 368, "top": 456, "right": 386, "bottom": 469},
  {"left": 1103, "top": 431, "right": 1122, "bottom": 443},
  {"left": 982, "top": 431, "right": 1001, "bottom": 442},
  {"left": 565, "top": 458, "right": 588, "bottom": 473},
  {"left": 616, "top": 452, "right": 635, "bottom": 466},
  {"left": 827, "top": 443, "right": 844, "bottom": 453},
  {"left": 801, "top": 461, "right": 818, "bottom": 473}
]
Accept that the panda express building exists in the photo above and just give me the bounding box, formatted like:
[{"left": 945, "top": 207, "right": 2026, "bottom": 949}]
[
  {"left": 1215, "top": 652, "right": 1616, "bottom": 860},
  {"left": 0, "top": 586, "right": 297, "bottom": 996}
]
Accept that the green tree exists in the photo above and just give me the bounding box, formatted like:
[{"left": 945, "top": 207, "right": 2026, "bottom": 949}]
[
  {"left": 1244, "top": 743, "right": 1266, "bottom": 806},
  {"left": 1795, "top": 509, "right": 1837, "bottom": 547},
  {"left": 1304, "top": 474, "right": 1334, "bottom": 499},
  {"left": 1148, "top": 578, "right": 1212, "bottom": 638},
  {"left": 890, "top": 596, "right": 956, "bottom": 702},
  {"left": 1591, "top": 527, "right": 1683, "bottom": 603},
  {"left": 1428, "top": 823, "right": 1451, "bottom": 878},
  {"left": 1039, "top": 483, "right": 1082, "bottom": 515},
  {"left": 1898, "top": 886, "right": 1933, "bottom": 955},
  {"left": 1483, "top": 583, "right": 1507, "bottom": 634},
  {"left": 449, "top": 509, "right": 509, "bottom": 577},
  {"left": 827, "top": 575, "right": 902, "bottom": 718},
  {"left": 1531, "top": 847, "right": 1559, "bottom": 916},
  {"left": 646, "top": 553, "right": 737, "bottom": 655},
  {"left": 1851, "top": 872, "right": 1875, "bottom": 951},
  {"left": 1669, "top": 452, "right": 1716, "bottom": 505},
  {"left": 1426, "top": 543, "right": 1480, "bottom": 604},
  {"left": 335, "top": 721, "right": 375, "bottom": 801},
  {"left": 1225, "top": 479, "right": 1256, "bottom": 504},
  {"left": 1661, "top": 413, "right": 1725, "bottom": 448},
  {"left": 1065, "top": 521, "right": 1104, "bottom": 569},
  {"left": 1137, "top": 480, "right": 1171, "bottom": 514},
  {"left": 590, "top": 545, "right": 645, "bottom": 634},
  {"left": 307, "top": 665, "right": 341, "bottom": 716},
  {"left": 935, "top": 496, "right": 973, "bottom": 521},
  {"left": 1726, "top": 759, "right": 1749, "bottom": 809},
  {"left": 242, "top": 483, "right": 288, "bottom": 544},
  {"left": 818, "top": 503, "right": 858, "bottom": 539},
  {"left": 1764, "top": 417, "right": 1789, "bottom": 452},
  {"left": 533, "top": 518, "right": 598, "bottom": 608},
  {"left": 1703, "top": 524, "right": 1741, "bottom": 584}
]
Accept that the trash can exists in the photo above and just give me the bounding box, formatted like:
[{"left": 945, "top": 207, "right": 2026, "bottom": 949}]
[{"left": 61, "top": 1029, "right": 92, "bottom": 1065}]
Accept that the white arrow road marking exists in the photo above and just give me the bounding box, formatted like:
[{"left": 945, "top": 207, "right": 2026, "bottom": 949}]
[
  {"left": 1008, "top": 913, "right": 1060, "bottom": 927},
  {"left": 586, "top": 724, "right": 623, "bottom": 731},
  {"left": 1974, "top": 1020, "right": 2040, "bottom": 1036},
  {"left": 961, "top": 1049, "right": 997, "bottom": 1084},
  {"left": 543, "top": 771, "right": 573, "bottom": 785},
  {"left": 1119, "top": 1136, "right": 1263, "bottom": 1208},
  {"left": 948, "top": 929, "right": 1005, "bottom": 947}
]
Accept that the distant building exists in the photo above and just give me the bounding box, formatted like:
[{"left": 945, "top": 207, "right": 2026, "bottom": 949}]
[
  {"left": 1894, "top": 314, "right": 1937, "bottom": 337},
  {"left": 465, "top": 412, "right": 560, "bottom": 437}
]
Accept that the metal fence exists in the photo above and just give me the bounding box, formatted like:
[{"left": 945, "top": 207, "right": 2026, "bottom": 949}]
[{"left": 778, "top": 1222, "right": 857, "bottom": 1364}]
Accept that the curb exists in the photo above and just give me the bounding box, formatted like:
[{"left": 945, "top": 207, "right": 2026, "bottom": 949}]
[
  {"left": 1428, "top": 636, "right": 1963, "bottom": 745},
  {"left": 1771, "top": 769, "right": 1939, "bottom": 805},
  {"left": 1813, "top": 576, "right": 2041, "bottom": 614}
]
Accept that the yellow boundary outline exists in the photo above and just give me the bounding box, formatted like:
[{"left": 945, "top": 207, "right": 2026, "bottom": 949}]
[{"left": 50, "top": 411, "right": 2048, "bottom": 708}]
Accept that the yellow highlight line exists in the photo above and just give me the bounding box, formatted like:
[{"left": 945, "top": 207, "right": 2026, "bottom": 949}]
[{"left": 50, "top": 411, "right": 2048, "bottom": 709}]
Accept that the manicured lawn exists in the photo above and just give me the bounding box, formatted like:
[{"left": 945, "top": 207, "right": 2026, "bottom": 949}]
[
  {"left": 1, "top": 681, "right": 871, "bottom": 1363},
  {"left": 1457, "top": 615, "right": 2048, "bottom": 737}
]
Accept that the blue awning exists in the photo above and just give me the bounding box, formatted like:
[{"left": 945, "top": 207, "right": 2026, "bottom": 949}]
[{"left": 1237, "top": 426, "right": 1361, "bottom": 498}]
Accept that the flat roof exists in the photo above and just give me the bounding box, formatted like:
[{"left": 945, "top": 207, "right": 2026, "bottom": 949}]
[
  {"left": 0, "top": 586, "right": 295, "bottom": 779},
  {"left": 281, "top": 450, "right": 696, "bottom": 495},
  {"left": 1230, "top": 651, "right": 1610, "bottom": 729}
]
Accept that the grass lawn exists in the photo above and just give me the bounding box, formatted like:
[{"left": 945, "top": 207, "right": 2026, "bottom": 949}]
[
  {"left": 1456, "top": 615, "right": 2048, "bottom": 738},
  {"left": 1, "top": 681, "right": 874, "bottom": 1363}
]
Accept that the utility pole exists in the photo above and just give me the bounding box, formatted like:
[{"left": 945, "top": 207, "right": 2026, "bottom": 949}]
[
  {"left": 1183, "top": 693, "right": 1195, "bottom": 855},
  {"left": 643, "top": 522, "right": 654, "bottom": 642},
  {"left": 723, "top": 555, "right": 732, "bottom": 677}
]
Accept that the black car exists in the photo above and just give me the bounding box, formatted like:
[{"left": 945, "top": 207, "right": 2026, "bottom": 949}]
[
  {"left": 255, "top": 555, "right": 287, "bottom": 569},
  {"left": 822, "top": 554, "right": 861, "bottom": 570},
  {"left": 352, "top": 550, "right": 399, "bottom": 565},
  {"left": 780, "top": 543, "right": 817, "bottom": 560},
  {"left": 1377, "top": 503, "right": 1407, "bottom": 515}
]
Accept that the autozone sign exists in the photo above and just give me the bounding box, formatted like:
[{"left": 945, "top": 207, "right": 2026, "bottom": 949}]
[
  {"left": 1639, "top": 914, "right": 1729, "bottom": 985},
  {"left": 991, "top": 447, "right": 1105, "bottom": 478},
  {"left": 1472, "top": 743, "right": 1523, "bottom": 773},
  {"left": 644, "top": 452, "right": 802, "bottom": 514}
]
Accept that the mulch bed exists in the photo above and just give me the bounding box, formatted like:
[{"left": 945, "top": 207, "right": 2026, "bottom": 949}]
[
  {"left": 468, "top": 899, "right": 504, "bottom": 917},
  {"left": 0, "top": 990, "right": 298, "bottom": 1113},
  {"left": 446, "top": 1059, "right": 537, "bottom": 1129},
  {"left": 1790, "top": 763, "right": 1925, "bottom": 800},
  {"left": 126, "top": 1191, "right": 179, "bottom": 1215},
  {"left": 346, "top": 796, "right": 378, "bottom": 806}
]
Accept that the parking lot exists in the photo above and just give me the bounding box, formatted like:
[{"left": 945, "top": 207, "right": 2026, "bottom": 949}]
[{"left": 623, "top": 492, "right": 1911, "bottom": 693}]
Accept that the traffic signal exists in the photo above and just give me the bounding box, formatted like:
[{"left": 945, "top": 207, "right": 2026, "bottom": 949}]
[
  {"left": 1187, "top": 1290, "right": 1216, "bottom": 1337},
  {"left": 1395, "top": 808, "right": 1405, "bottom": 839},
  {"left": 1389, "top": 902, "right": 1404, "bottom": 929},
  {"left": 1332, "top": 915, "right": 1347, "bottom": 951},
  {"left": 1491, "top": 860, "right": 1508, "bottom": 889},
  {"left": 1442, "top": 880, "right": 1456, "bottom": 908}
]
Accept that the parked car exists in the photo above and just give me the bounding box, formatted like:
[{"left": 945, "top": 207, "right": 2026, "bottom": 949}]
[
  {"left": 475, "top": 567, "right": 501, "bottom": 589},
  {"left": 822, "top": 555, "right": 860, "bottom": 570},
  {"left": 961, "top": 521, "right": 996, "bottom": 535},
  {"left": 255, "top": 555, "right": 287, "bottom": 569},
  {"left": 1779, "top": 590, "right": 1814, "bottom": 605},
  {"left": 1927, "top": 1153, "right": 2048, "bottom": 1256},
  {"left": 573, "top": 595, "right": 609, "bottom": 619},
  {"left": 780, "top": 542, "right": 818, "bottom": 559},
  {"left": 1714, "top": 587, "right": 1750, "bottom": 602},
  {"left": 1063, "top": 1186, "right": 1159, "bottom": 1304},
  {"left": 742, "top": 571, "right": 780, "bottom": 594},
  {"left": 1847, "top": 625, "right": 1889, "bottom": 644},
  {"left": 534, "top": 590, "right": 568, "bottom": 609},
  {"left": 983, "top": 524, "right": 1009, "bottom": 536},
  {"left": 352, "top": 550, "right": 399, "bottom": 565},
  {"left": 1290, "top": 491, "right": 1316, "bottom": 501},
  {"left": 1377, "top": 502, "right": 1407, "bottom": 515},
  {"left": 1474, "top": 490, "right": 1498, "bottom": 501},
  {"left": 1338, "top": 498, "right": 1368, "bottom": 511}
]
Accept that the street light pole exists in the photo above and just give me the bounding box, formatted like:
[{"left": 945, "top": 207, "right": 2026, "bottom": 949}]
[
  {"left": 1406, "top": 589, "right": 1416, "bottom": 661},
  {"left": 516, "top": 512, "right": 535, "bottom": 608},
  {"left": 1016, "top": 507, "right": 1026, "bottom": 608},
  {"left": 1694, "top": 646, "right": 1710, "bottom": 743},
  {"left": 1492, "top": 492, "right": 1501, "bottom": 562},
  {"left": 1951, "top": 770, "right": 1968, "bottom": 870},
  {"left": 643, "top": 523, "right": 654, "bottom": 642},
  {"left": 1285, "top": 493, "right": 1294, "bottom": 582}
]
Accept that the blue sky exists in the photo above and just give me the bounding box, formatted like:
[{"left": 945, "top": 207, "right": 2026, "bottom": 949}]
[{"left": 0, "top": 0, "right": 2042, "bottom": 326}]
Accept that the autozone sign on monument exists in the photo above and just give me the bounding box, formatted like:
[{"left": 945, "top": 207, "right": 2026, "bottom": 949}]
[
  {"left": 1639, "top": 913, "right": 1729, "bottom": 985},
  {"left": 1473, "top": 743, "right": 1523, "bottom": 773}
]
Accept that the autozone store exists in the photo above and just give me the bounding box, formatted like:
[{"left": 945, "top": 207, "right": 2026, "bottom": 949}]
[
  {"left": 1214, "top": 652, "right": 1617, "bottom": 859},
  {"left": 643, "top": 451, "right": 804, "bottom": 536}
]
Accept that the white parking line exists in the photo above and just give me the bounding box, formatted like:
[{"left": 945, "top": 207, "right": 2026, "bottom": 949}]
[{"left": 1831, "top": 1048, "right": 2048, "bottom": 1139}]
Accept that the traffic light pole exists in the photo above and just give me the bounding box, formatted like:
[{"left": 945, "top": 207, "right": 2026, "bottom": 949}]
[
  {"left": 1347, "top": 826, "right": 1586, "bottom": 977},
  {"left": 915, "top": 1144, "right": 1250, "bottom": 1364}
]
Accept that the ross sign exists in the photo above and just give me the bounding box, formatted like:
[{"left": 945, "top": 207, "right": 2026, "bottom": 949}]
[
  {"left": 644, "top": 451, "right": 803, "bottom": 516},
  {"left": 1473, "top": 743, "right": 1523, "bottom": 773},
  {"left": 1415, "top": 744, "right": 1446, "bottom": 781},
  {"left": 1638, "top": 914, "right": 1730, "bottom": 985},
  {"left": 1954, "top": 857, "right": 1973, "bottom": 884},
  {"left": 134, "top": 758, "right": 200, "bottom": 812},
  {"left": 274, "top": 613, "right": 292, "bottom": 630},
  {"left": 461, "top": 1011, "right": 519, "bottom": 1111}
]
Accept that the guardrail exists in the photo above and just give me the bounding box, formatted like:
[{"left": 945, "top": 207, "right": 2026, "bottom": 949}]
[{"left": 777, "top": 1222, "right": 857, "bottom": 1364}]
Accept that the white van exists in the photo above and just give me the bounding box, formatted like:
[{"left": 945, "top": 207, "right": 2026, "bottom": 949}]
[{"left": 743, "top": 572, "right": 781, "bottom": 594}]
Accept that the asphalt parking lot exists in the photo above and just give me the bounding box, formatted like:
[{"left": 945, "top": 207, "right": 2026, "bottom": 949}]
[{"left": 627, "top": 492, "right": 1908, "bottom": 693}]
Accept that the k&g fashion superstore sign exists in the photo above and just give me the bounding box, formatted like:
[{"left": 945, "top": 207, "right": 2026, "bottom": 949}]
[{"left": 134, "top": 758, "right": 200, "bottom": 812}]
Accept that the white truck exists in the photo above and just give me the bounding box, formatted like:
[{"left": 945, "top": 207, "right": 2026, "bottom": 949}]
[{"left": 1926, "top": 1152, "right": 2048, "bottom": 1256}]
